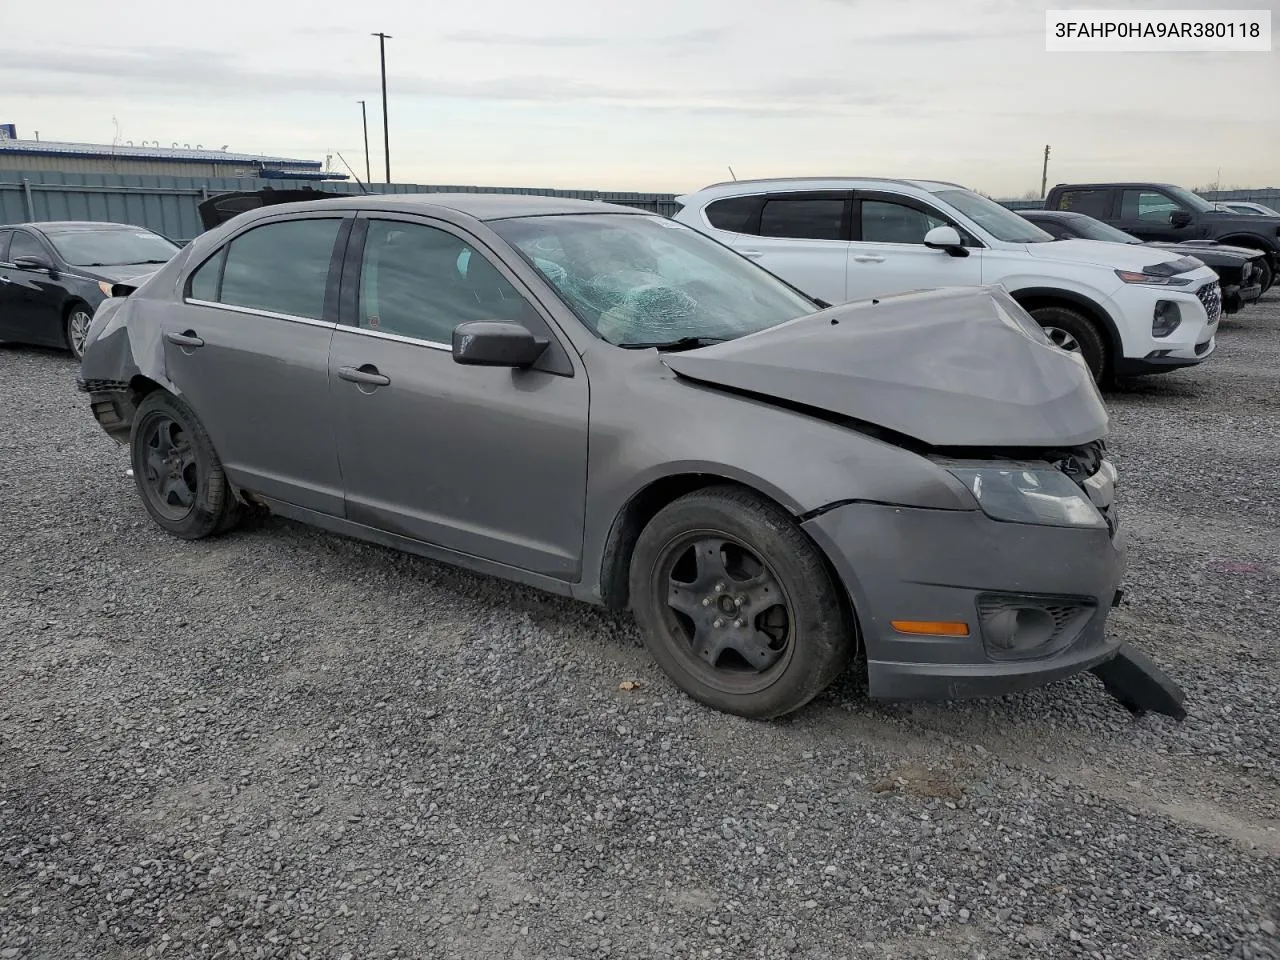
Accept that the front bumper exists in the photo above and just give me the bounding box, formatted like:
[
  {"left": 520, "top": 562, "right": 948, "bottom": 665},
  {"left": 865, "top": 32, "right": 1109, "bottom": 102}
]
[
  {"left": 802, "top": 502, "right": 1127, "bottom": 701},
  {"left": 1222, "top": 280, "right": 1263, "bottom": 314}
]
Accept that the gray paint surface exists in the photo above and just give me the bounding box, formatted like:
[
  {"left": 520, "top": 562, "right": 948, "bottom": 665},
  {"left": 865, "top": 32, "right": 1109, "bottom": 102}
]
[{"left": 80, "top": 193, "right": 1126, "bottom": 701}]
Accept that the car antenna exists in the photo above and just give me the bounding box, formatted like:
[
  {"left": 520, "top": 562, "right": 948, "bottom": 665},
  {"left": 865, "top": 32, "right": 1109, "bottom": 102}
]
[
  {"left": 335, "top": 150, "right": 372, "bottom": 194},
  {"left": 727, "top": 164, "right": 738, "bottom": 181}
]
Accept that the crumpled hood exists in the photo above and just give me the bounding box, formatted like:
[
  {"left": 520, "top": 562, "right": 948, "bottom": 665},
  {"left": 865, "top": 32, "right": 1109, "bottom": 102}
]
[
  {"left": 1023, "top": 238, "right": 1201, "bottom": 271},
  {"left": 663, "top": 285, "right": 1109, "bottom": 448}
]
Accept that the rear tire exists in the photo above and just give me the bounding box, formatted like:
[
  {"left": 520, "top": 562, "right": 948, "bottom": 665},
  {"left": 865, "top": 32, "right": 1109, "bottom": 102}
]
[
  {"left": 130, "top": 391, "right": 240, "bottom": 540},
  {"left": 1030, "top": 305, "right": 1107, "bottom": 384},
  {"left": 629, "top": 486, "right": 854, "bottom": 719}
]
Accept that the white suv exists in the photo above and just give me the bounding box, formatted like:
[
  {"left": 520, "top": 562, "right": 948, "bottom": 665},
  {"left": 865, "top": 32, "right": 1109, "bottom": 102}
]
[{"left": 673, "top": 178, "right": 1221, "bottom": 382}]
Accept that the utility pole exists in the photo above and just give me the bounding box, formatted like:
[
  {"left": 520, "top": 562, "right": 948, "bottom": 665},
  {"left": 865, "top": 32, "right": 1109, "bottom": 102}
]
[
  {"left": 358, "top": 99, "right": 372, "bottom": 185},
  {"left": 372, "top": 32, "right": 392, "bottom": 183},
  {"left": 1041, "top": 144, "right": 1051, "bottom": 199}
]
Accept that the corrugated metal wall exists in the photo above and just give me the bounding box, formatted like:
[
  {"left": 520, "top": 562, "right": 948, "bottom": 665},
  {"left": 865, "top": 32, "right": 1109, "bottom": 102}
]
[{"left": 0, "top": 170, "right": 684, "bottom": 241}]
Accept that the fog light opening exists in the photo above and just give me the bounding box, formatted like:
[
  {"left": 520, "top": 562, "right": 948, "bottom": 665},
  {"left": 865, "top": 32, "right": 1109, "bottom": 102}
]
[
  {"left": 982, "top": 606, "right": 1056, "bottom": 653},
  {"left": 1152, "top": 300, "right": 1181, "bottom": 338}
]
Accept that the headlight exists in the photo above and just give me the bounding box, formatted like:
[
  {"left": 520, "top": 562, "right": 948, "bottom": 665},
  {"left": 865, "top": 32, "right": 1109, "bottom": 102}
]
[
  {"left": 1114, "top": 269, "right": 1192, "bottom": 287},
  {"left": 98, "top": 280, "right": 114, "bottom": 297},
  {"left": 948, "top": 468, "right": 1105, "bottom": 529}
]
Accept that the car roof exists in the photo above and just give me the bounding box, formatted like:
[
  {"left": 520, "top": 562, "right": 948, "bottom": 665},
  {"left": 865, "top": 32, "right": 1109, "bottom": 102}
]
[
  {"left": 1050, "top": 182, "right": 1181, "bottom": 191},
  {"left": 22, "top": 220, "right": 151, "bottom": 234},
  {"left": 677, "top": 177, "right": 969, "bottom": 200},
  {"left": 232, "top": 192, "right": 651, "bottom": 223},
  {"left": 1021, "top": 209, "right": 1082, "bottom": 218}
]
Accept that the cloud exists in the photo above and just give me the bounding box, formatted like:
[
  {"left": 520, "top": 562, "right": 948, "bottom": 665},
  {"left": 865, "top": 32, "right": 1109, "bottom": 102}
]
[
  {"left": 0, "top": 45, "right": 914, "bottom": 117},
  {"left": 441, "top": 26, "right": 730, "bottom": 47}
]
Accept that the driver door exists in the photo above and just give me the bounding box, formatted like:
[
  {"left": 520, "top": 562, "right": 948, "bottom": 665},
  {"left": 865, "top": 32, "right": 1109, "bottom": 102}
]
[
  {"left": 329, "top": 214, "right": 590, "bottom": 580},
  {"left": 1116, "top": 188, "right": 1190, "bottom": 242},
  {"left": 846, "top": 192, "right": 983, "bottom": 301}
]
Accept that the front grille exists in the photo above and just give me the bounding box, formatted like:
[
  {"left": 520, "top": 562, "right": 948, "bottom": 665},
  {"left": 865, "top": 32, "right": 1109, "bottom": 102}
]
[{"left": 1197, "top": 282, "right": 1222, "bottom": 324}]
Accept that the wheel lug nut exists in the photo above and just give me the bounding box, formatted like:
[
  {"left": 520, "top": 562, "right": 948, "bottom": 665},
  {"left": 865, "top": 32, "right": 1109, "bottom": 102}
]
[
  {"left": 701, "top": 598, "right": 712, "bottom": 607},
  {"left": 714, "top": 582, "right": 725, "bottom": 593},
  {"left": 734, "top": 597, "right": 744, "bottom": 607},
  {"left": 734, "top": 619, "right": 744, "bottom": 628},
  {"left": 713, "top": 618, "right": 723, "bottom": 628}
]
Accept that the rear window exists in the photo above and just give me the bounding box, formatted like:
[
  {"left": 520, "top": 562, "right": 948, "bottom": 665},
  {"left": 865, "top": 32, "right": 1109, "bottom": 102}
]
[
  {"left": 1053, "top": 189, "right": 1113, "bottom": 218},
  {"left": 759, "top": 197, "right": 846, "bottom": 241},
  {"left": 704, "top": 196, "right": 761, "bottom": 234}
]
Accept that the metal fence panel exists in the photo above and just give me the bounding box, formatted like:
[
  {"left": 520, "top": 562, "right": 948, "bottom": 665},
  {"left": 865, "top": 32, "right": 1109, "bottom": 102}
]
[{"left": 0, "top": 170, "right": 683, "bottom": 240}]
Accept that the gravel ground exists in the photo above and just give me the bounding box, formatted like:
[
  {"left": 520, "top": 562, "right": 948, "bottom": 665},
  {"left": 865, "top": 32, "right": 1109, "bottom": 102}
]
[{"left": 2, "top": 293, "right": 1278, "bottom": 960}]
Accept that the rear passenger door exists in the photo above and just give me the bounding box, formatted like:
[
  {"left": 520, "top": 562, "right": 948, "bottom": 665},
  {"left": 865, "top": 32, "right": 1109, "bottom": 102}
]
[
  {"left": 846, "top": 191, "right": 982, "bottom": 301},
  {"left": 702, "top": 191, "right": 851, "bottom": 304},
  {"left": 166, "top": 213, "right": 350, "bottom": 515}
]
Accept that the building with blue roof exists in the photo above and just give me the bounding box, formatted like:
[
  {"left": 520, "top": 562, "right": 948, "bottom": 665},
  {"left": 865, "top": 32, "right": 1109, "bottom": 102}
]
[{"left": 0, "top": 129, "right": 347, "bottom": 181}]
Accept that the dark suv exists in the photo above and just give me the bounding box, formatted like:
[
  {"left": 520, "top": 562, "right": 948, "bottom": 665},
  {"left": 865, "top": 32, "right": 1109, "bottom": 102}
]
[{"left": 1043, "top": 182, "right": 1280, "bottom": 292}]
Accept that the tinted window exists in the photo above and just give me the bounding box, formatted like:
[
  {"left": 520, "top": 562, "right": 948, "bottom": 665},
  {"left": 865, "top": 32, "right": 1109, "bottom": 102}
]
[
  {"left": 704, "top": 196, "right": 761, "bottom": 234},
  {"left": 1121, "top": 190, "right": 1181, "bottom": 222},
  {"left": 358, "top": 220, "right": 534, "bottom": 344},
  {"left": 759, "top": 198, "right": 845, "bottom": 241},
  {"left": 1053, "top": 189, "right": 1112, "bottom": 218},
  {"left": 0, "top": 230, "right": 11, "bottom": 262},
  {"left": 1025, "top": 217, "right": 1073, "bottom": 240},
  {"left": 9, "top": 231, "right": 46, "bottom": 263},
  {"left": 217, "top": 218, "right": 342, "bottom": 320},
  {"left": 861, "top": 200, "right": 947, "bottom": 244}
]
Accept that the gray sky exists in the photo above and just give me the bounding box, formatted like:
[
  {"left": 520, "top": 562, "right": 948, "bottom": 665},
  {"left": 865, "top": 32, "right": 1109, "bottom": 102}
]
[{"left": 4, "top": 0, "right": 1278, "bottom": 195}]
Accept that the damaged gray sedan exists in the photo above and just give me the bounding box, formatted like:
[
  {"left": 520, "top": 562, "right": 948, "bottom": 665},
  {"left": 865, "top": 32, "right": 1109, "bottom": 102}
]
[{"left": 78, "top": 194, "right": 1148, "bottom": 719}]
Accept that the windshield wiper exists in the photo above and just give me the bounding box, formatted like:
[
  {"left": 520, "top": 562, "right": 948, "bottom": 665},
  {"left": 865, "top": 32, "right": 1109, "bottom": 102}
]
[{"left": 616, "top": 336, "right": 728, "bottom": 351}]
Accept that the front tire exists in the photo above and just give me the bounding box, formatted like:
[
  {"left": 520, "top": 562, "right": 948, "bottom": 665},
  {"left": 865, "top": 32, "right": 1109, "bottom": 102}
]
[
  {"left": 65, "top": 303, "right": 94, "bottom": 361},
  {"left": 1255, "top": 259, "right": 1274, "bottom": 295},
  {"left": 629, "top": 486, "right": 854, "bottom": 719},
  {"left": 1030, "top": 305, "right": 1107, "bottom": 384},
  {"left": 129, "top": 391, "right": 240, "bottom": 540}
]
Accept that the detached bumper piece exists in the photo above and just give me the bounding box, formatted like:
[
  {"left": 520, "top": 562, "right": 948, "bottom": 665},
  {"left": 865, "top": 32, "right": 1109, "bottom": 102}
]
[{"left": 1090, "top": 643, "right": 1187, "bottom": 721}]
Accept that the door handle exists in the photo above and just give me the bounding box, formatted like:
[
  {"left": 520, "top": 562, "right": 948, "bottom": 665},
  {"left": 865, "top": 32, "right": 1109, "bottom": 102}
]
[
  {"left": 165, "top": 330, "right": 205, "bottom": 348},
  {"left": 852, "top": 255, "right": 886, "bottom": 263},
  {"left": 740, "top": 250, "right": 764, "bottom": 259},
  {"left": 338, "top": 364, "right": 391, "bottom": 387}
]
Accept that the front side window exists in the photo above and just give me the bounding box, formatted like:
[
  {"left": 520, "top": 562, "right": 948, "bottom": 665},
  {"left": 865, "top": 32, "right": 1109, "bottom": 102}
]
[
  {"left": 491, "top": 214, "right": 817, "bottom": 346},
  {"left": 9, "top": 231, "right": 46, "bottom": 263},
  {"left": 930, "top": 188, "right": 1055, "bottom": 243},
  {"left": 758, "top": 197, "right": 846, "bottom": 240},
  {"left": 1121, "top": 190, "right": 1181, "bottom": 222},
  {"left": 190, "top": 218, "right": 342, "bottom": 320},
  {"left": 45, "top": 228, "right": 178, "bottom": 267},
  {"left": 860, "top": 200, "right": 947, "bottom": 244},
  {"left": 358, "top": 220, "right": 535, "bottom": 344}
]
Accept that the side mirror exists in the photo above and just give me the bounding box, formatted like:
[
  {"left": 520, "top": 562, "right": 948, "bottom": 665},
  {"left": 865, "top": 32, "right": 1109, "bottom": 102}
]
[
  {"left": 923, "top": 225, "right": 969, "bottom": 258},
  {"left": 12, "top": 255, "right": 53, "bottom": 273},
  {"left": 1171, "top": 210, "right": 1192, "bottom": 228},
  {"left": 452, "top": 320, "right": 548, "bottom": 368}
]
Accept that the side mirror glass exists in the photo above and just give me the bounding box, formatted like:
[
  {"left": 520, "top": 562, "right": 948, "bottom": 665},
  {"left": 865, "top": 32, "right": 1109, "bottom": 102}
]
[
  {"left": 1171, "top": 210, "right": 1192, "bottom": 228},
  {"left": 12, "top": 255, "right": 52, "bottom": 272},
  {"left": 452, "top": 320, "right": 548, "bottom": 368},
  {"left": 923, "top": 225, "right": 969, "bottom": 257}
]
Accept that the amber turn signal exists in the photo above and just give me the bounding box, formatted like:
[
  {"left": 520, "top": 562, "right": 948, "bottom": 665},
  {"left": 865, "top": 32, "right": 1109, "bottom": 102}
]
[{"left": 891, "top": 620, "right": 970, "bottom": 637}]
